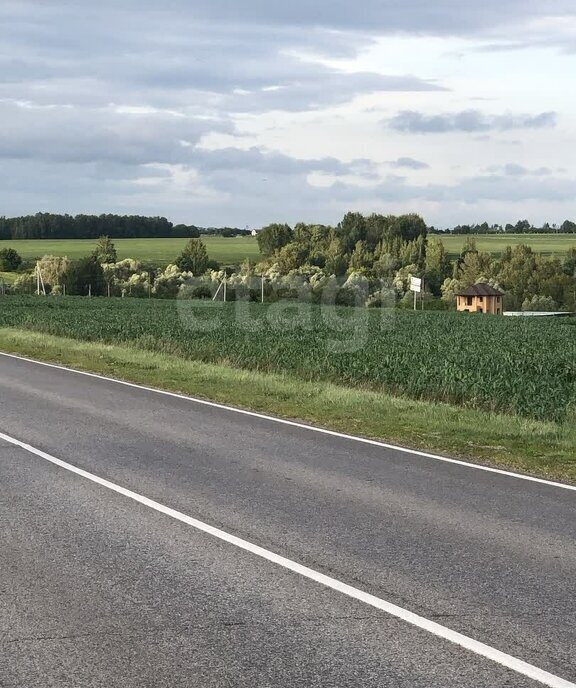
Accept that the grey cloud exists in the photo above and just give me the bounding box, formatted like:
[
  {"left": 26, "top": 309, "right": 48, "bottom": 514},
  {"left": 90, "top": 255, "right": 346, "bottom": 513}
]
[
  {"left": 502, "top": 164, "right": 553, "bottom": 177},
  {"left": 7, "top": 0, "right": 574, "bottom": 35},
  {"left": 0, "top": 5, "right": 443, "bottom": 115},
  {"left": 0, "top": 100, "right": 232, "bottom": 165},
  {"left": 388, "top": 110, "right": 557, "bottom": 134},
  {"left": 2, "top": 155, "right": 575, "bottom": 228},
  {"left": 389, "top": 157, "right": 430, "bottom": 170},
  {"left": 437, "top": 174, "right": 576, "bottom": 203},
  {"left": 0, "top": 99, "right": 380, "bottom": 184},
  {"left": 192, "top": 147, "right": 379, "bottom": 180},
  {"left": 374, "top": 173, "right": 576, "bottom": 204}
]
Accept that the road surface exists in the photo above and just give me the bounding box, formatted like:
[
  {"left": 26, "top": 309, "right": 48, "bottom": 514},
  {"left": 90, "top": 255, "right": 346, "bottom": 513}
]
[{"left": 0, "top": 353, "right": 575, "bottom": 687}]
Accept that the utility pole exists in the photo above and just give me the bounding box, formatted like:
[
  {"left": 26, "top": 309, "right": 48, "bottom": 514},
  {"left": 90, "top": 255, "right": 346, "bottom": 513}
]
[
  {"left": 36, "top": 262, "right": 46, "bottom": 296},
  {"left": 422, "top": 279, "right": 425, "bottom": 311}
]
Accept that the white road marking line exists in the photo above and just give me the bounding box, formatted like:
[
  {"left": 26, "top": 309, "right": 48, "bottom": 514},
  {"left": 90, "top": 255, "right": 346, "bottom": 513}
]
[
  {"left": 0, "top": 350, "right": 575, "bottom": 492},
  {"left": 1, "top": 431, "right": 574, "bottom": 688}
]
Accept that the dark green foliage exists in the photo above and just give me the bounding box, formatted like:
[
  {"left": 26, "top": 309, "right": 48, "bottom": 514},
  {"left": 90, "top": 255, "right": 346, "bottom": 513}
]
[
  {"left": 65, "top": 257, "right": 105, "bottom": 296},
  {"left": 175, "top": 239, "right": 209, "bottom": 275},
  {"left": 0, "top": 213, "right": 174, "bottom": 239},
  {"left": 257, "top": 224, "right": 293, "bottom": 256},
  {"left": 0, "top": 297, "right": 574, "bottom": 422},
  {"left": 172, "top": 224, "right": 200, "bottom": 238},
  {"left": 0, "top": 248, "right": 22, "bottom": 271}
]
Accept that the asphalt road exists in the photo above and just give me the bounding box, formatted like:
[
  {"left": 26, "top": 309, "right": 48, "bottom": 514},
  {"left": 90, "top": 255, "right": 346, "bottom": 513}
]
[{"left": 0, "top": 353, "right": 575, "bottom": 687}]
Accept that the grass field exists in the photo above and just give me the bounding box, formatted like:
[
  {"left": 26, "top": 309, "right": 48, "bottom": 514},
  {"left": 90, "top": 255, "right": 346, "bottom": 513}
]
[
  {"left": 0, "top": 236, "right": 261, "bottom": 265},
  {"left": 0, "top": 234, "right": 574, "bottom": 266},
  {"left": 441, "top": 233, "right": 576, "bottom": 256},
  {"left": 0, "top": 296, "right": 574, "bottom": 423}
]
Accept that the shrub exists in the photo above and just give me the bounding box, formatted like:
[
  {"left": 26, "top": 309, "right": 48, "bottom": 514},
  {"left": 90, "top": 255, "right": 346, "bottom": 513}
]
[{"left": 0, "top": 248, "right": 22, "bottom": 271}]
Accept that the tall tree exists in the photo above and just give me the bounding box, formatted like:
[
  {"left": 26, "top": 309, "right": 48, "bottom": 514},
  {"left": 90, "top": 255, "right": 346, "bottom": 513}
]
[
  {"left": 175, "top": 239, "right": 209, "bottom": 274},
  {"left": 349, "top": 240, "right": 373, "bottom": 272},
  {"left": 257, "top": 224, "right": 293, "bottom": 256},
  {"left": 93, "top": 235, "right": 117, "bottom": 264},
  {"left": 337, "top": 212, "right": 367, "bottom": 252},
  {"left": 66, "top": 257, "right": 105, "bottom": 296},
  {"left": 425, "top": 237, "right": 452, "bottom": 295}
]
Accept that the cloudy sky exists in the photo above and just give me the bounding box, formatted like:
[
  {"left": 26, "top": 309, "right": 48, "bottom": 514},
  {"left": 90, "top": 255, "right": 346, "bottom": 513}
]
[{"left": 1, "top": 1, "right": 575, "bottom": 228}]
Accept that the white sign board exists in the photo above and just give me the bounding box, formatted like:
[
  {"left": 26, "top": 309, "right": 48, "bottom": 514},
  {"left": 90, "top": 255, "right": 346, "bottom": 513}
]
[{"left": 410, "top": 276, "right": 422, "bottom": 293}]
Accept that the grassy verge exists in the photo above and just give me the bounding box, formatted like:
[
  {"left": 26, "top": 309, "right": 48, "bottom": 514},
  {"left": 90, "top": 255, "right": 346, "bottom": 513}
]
[{"left": 1, "top": 327, "right": 574, "bottom": 483}]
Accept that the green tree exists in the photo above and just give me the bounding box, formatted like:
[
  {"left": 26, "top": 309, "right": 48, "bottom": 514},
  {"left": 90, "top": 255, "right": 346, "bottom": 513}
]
[
  {"left": 93, "top": 235, "right": 117, "bottom": 264},
  {"left": 275, "top": 243, "right": 304, "bottom": 273},
  {"left": 337, "top": 212, "right": 367, "bottom": 252},
  {"left": 0, "top": 248, "right": 22, "bottom": 271},
  {"left": 457, "top": 250, "right": 494, "bottom": 286},
  {"left": 257, "top": 224, "right": 293, "bottom": 256},
  {"left": 563, "top": 248, "right": 576, "bottom": 276},
  {"left": 66, "top": 257, "right": 105, "bottom": 295},
  {"left": 172, "top": 224, "right": 200, "bottom": 238},
  {"left": 322, "top": 238, "right": 348, "bottom": 276},
  {"left": 522, "top": 295, "right": 558, "bottom": 312},
  {"left": 349, "top": 241, "right": 373, "bottom": 272},
  {"left": 425, "top": 237, "right": 452, "bottom": 295},
  {"left": 175, "top": 238, "right": 209, "bottom": 274}
]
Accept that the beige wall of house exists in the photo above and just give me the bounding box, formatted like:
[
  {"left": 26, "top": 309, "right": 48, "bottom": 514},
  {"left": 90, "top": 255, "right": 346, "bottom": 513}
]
[{"left": 457, "top": 295, "right": 503, "bottom": 315}]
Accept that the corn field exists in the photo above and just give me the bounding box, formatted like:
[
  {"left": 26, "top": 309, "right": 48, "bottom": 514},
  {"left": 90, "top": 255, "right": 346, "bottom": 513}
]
[{"left": 1, "top": 296, "right": 574, "bottom": 422}]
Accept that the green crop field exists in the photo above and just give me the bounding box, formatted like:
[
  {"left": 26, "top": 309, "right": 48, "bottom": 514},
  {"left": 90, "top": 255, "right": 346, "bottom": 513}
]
[
  {"left": 1, "top": 234, "right": 574, "bottom": 266},
  {"left": 0, "top": 296, "right": 574, "bottom": 422},
  {"left": 441, "top": 233, "right": 576, "bottom": 256},
  {"left": 0, "top": 236, "right": 261, "bottom": 265}
]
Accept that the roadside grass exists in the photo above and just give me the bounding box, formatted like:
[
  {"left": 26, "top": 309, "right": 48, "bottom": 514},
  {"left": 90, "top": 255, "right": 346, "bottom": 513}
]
[
  {"left": 0, "top": 236, "right": 261, "bottom": 266},
  {"left": 1, "top": 327, "right": 574, "bottom": 483}
]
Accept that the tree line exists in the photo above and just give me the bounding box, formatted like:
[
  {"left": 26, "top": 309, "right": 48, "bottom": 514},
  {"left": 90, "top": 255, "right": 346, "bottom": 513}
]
[
  {"left": 0, "top": 213, "right": 251, "bottom": 240},
  {"left": 2, "top": 212, "right": 575, "bottom": 241},
  {"left": 255, "top": 213, "right": 576, "bottom": 311},
  {"left": 434, "top": 219, "right": 576, "bottom": 234},
  {"left": 3, "top": 211, "right": 575, "bottom": 311}
]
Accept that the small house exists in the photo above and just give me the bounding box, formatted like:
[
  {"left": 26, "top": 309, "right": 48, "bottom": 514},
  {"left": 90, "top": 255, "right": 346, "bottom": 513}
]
[{"left": 456, "top": 283, "right": 504, "bottom": 315}]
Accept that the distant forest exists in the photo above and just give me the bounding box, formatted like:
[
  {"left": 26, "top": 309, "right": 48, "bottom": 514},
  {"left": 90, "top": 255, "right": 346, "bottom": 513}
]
[
  {"left": 432, "top": 219, "right": 576, "bottom": 234},
  {"left": 0, "top": 213, "right": 250, "bottom": 240},
  {"left": 0, "top": 212, "right": 575, "bottom": 240}
]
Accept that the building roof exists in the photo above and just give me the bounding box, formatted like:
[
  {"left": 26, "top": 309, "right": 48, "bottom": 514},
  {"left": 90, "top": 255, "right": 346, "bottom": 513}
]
[{"left": 456, "top": 283, "right": 504, "bottom": 297}]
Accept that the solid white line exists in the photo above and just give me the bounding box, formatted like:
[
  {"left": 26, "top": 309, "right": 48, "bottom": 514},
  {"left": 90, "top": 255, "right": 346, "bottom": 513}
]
[
  {"left": 0, "top": 430, "right": 574, "bottom": 688},
  {"left": 0, "top": 351, "right": 574, "bottom": 492}
]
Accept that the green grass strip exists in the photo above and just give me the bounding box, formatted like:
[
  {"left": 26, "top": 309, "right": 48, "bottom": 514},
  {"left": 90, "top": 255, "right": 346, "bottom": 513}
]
[{"left": 0, "top": 327, "right": 574, "bottom": 483}]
